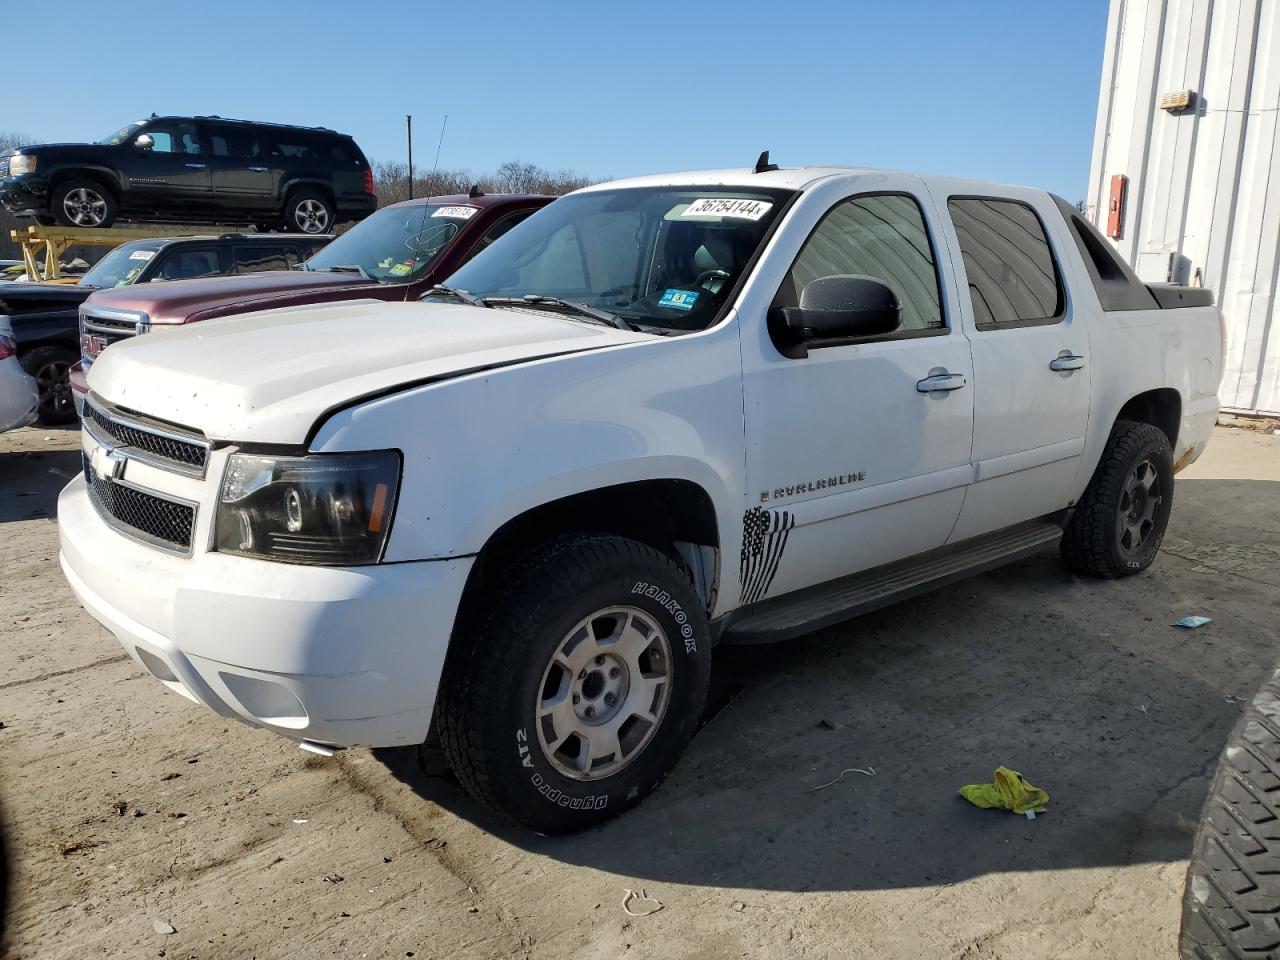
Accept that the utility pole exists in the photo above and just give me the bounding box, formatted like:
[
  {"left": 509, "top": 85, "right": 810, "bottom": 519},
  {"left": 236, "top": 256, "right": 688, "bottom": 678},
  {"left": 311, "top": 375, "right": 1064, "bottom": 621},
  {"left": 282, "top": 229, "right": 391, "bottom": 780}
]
[{"left": 406, "top": 114, "right": 414, "bottom": 200}]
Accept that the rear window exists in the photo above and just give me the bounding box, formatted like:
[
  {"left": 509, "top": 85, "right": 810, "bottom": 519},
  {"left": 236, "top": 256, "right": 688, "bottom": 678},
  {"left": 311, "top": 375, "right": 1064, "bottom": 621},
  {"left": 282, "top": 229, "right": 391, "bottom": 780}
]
[
  {"left": 231, "top": 244, "right": 304, "bottom": 274},
  {"left": 948, "top": 197, "right": 1064, "bottom": 328}
]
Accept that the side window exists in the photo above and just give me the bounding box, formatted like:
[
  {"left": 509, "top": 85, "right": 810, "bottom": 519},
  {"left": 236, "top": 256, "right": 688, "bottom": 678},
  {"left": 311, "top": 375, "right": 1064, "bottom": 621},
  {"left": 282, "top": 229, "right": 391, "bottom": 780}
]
[
  {"left": 146, "top": 122, "right": 203, "bottom": 156},
  {"left": 267, "top": 134, "right": 319, "bottom": 161},
  {"left": 461, "top": 211, "right": 533, "bottom": 264},
  {"left": 779, "top": 193, "right": 944, "bottom": 334},
  {"left": 206, "top": 125, "right": 260, "bottom": 161},
  {"left": 232, "top": 245, "right": 291, "bottom": 274},
  {"left": 947, "top": 197, "right": 1063, "bottom": 328},
  {"left": 154, "top": 248, "right": 223, "bottom": 281}
]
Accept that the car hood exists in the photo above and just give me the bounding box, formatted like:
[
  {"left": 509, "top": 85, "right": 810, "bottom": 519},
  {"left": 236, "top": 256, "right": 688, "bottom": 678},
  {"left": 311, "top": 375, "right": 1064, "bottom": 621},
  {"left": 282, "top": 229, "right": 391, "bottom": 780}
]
[
  {"left": 0, "top": 281, "right": 94, "bottom": 307},
  {"left": 88, "top": 300, "right": 650, "bottom": 445},
  {"left": 85, "top": 270, "right": 374, "bottom": 324}
]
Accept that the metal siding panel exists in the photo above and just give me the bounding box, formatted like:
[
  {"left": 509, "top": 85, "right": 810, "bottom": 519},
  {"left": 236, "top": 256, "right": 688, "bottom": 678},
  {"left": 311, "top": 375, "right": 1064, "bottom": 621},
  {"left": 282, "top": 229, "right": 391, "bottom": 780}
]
[{"left": 1088, "top": 0, "right": 1131, "bottom": 223}]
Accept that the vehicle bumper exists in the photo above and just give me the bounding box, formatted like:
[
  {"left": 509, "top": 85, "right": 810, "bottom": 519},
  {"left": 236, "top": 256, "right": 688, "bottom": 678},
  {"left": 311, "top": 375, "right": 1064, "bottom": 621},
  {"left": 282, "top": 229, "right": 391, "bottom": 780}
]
[
  {"left": 0, "top": 175, "right": 49, "bottom": 215},
  {"left": 336, "top": 194, "right": 378, "bottom": 222},
  {"left": 69, "top": 361, "right": 87, "bottom": 417},
  {"left": 57, "top": 473, "right": 472, "bottom": 748}
]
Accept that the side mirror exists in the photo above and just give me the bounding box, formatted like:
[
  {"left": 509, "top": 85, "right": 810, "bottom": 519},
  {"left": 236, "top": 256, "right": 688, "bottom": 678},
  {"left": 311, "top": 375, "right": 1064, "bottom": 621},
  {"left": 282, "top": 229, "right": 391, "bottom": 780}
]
[
  {"left": 772, "top": 275, "right": 901, "bottom": 357},
  {"left": 134, "top": 133, "right": 154, "bottom": 151}
]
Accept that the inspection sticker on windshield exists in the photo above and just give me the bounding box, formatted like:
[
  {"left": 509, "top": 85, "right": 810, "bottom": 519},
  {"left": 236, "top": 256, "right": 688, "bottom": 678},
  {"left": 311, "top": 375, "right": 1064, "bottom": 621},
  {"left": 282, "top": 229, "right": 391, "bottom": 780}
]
[
  {"left": 680, "top": 198, "right": 773, "bottom": 221},
  {"left": 432, "top": 205, "right": 478, "bottom": 220},
  {"left": 128, "top": 250, "right": 155, "bottom": 261},
  {"left": 659, "top": 289, "right": 699, "bottom": 311}
]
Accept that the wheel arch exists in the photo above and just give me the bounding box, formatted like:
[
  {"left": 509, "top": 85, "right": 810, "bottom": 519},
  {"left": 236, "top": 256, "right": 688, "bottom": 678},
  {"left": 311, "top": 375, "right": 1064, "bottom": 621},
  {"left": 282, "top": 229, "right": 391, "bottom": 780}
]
[
  {"left": 47, "top": 166, "right": 122, "bottom": 200},
  {"left": 1115, "top": 387, "right": 1182, "bottom": 450},
  {"left": 454, "top": 478, "right": 723, "bottom": 639}
]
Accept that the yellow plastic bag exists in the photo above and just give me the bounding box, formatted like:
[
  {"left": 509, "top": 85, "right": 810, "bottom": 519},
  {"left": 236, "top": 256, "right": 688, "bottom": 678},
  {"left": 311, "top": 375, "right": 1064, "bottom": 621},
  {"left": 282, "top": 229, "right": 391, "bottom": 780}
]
[{"left": 959, "top": 766, "right": 1049, "bottom": 815}]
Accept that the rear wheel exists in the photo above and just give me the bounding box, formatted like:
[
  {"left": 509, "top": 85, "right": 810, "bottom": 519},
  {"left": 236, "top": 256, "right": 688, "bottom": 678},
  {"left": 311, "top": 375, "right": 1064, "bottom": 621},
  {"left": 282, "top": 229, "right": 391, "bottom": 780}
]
[
  {"left": 435, "top": 535, "right": 712, "bottom": 833},
  {"left": 1060, "top": 420, "right": 1174, "bottom": 578},
  {"left": 283, "top": 189, "right": 333, "bottom": 234},
  {"left": 20, "top": 345, "right": 78, "bottom": 425},
  {"left": 51, "top": 179, "right": 117, "bottom": 228}
]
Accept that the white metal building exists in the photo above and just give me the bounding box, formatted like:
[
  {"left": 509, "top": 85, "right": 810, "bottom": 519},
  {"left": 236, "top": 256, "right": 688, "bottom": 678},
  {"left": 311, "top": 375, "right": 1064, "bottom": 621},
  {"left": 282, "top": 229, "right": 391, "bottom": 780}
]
[{"left": 1087, "top": 0, "right": 1280, "bottom": 415}]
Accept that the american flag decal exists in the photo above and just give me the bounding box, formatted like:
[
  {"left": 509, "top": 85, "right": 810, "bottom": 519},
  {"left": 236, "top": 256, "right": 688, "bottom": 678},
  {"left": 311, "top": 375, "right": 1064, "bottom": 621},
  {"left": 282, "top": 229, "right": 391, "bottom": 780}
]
[{"left": 739, "top": 507, "right": 795, "bottom": 605}]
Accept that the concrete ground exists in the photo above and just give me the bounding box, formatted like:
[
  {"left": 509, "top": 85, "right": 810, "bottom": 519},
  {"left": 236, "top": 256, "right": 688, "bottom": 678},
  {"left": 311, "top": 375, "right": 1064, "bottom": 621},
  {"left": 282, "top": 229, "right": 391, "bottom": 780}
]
[{"left": 2, "top": 424, "right": 1278, "bottom": 960}]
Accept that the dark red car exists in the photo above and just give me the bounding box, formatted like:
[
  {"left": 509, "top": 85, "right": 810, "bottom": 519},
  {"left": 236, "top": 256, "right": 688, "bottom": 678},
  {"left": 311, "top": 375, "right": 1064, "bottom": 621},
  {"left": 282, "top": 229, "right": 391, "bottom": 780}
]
[{"left": 72, "top": 191, "right": 552, "bottom": 410}]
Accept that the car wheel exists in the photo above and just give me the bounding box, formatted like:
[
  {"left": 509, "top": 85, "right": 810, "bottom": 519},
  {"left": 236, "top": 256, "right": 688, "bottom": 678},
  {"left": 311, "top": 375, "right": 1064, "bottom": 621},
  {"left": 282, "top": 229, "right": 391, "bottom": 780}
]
[
  {"left": 20, "top": 345, "right": 79, "bottom": 425},
  {"left": 435, "top": 534, "right": 712, "bottom": 833},
  {"left": 284, "top": 190, "right": 333, "bottom": 234},
  {"left": 51, "top": 180, "right": 117, "bottom": 229},
  {"left": 1060, "top": 420, "right": 1174, "bottom": 579},
  {"left": 1181, "top": 667, "right": 1280, "bottom": 958}
]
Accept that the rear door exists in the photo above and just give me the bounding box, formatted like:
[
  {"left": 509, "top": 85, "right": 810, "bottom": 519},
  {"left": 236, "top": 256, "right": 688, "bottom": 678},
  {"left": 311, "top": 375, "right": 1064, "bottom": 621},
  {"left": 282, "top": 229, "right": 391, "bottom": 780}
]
[
  {"left": 204, "top": 123, "right": 273, "bottom": 211},
  {"left": 122, "top": 120, "right": 213, "bottom": 210},
  {"left": 934, "top": 192, "right": 1092, "bottom": 543}
]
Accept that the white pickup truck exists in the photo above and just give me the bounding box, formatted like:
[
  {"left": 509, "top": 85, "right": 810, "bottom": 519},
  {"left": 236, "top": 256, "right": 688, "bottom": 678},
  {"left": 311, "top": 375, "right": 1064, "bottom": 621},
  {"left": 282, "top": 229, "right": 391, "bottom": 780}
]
[{"left": 59, "top": 162, "right": 1223, "bottom": 833}]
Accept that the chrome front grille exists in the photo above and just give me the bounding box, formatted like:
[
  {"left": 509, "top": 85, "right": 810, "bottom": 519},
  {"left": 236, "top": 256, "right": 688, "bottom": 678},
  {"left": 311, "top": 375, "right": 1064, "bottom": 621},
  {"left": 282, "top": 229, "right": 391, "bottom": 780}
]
[
  {"left": 84, "top": 396, "right": 210, "bottom": 478},
  {"left": 0, "top": 158, "right": 9, "bottom": 179},
  {"left": 84, "top": 454, "right": 196, "bottom": 554},
  {"left": 80, "top": 306, "right": 148, "bottom": 365}
]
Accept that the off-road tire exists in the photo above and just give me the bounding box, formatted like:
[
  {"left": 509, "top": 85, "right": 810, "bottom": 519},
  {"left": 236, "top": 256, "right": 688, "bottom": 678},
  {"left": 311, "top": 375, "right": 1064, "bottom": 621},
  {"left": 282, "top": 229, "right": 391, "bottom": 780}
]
[
  {"left": 435, "top": 535, "right": 712, "bottom": 834},
  {"left": 283, "top": 189, "right": 333, "bottom": 234},
  {"left": 20, "top": 345, "right": 78, "bottom": 425},
  {"left": 1060, "top": 419, "right": 1174, "bottom": 579},
  {"left": 1181, "top": 668, "right": 1280, "bottom": 958},
  {"left": 51, "top": 178, "right": 117, "bottom": 229}
]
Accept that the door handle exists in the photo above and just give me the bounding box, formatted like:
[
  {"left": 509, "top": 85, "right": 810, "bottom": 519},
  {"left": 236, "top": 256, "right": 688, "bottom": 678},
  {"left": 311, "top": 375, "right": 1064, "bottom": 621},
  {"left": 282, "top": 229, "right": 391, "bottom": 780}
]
[
  {"left": 184, "top": 163, "right": 207, "bottom": 169},
  {"left": 1049, "top": 354, "right": 1086, "bottom": 372},
  {"left": 916, "top": 372, "right": 967, "bottom": 393},
  {"left": 248, "top": 166, "right": 268, "bottom": 172}
]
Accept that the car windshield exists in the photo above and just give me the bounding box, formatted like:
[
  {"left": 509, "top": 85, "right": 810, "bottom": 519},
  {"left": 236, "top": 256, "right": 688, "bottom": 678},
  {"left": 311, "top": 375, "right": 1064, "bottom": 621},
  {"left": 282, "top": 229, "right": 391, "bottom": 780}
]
[
  {"left": 440, "top": 186, "right": 793, "bottom": 332},
  {"left": 79, "top": 242, "right": 164, "bottom": 288},
  {"left": 304, "top": 203, "right": 478, "bottom": 282},
  {"left": 98, "top": 120, "right": 147, "bottom": 146}
]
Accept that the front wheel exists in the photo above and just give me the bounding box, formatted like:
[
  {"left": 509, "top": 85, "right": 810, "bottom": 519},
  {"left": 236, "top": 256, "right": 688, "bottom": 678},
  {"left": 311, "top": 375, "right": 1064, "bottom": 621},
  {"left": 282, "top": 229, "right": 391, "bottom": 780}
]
[
  {"left": 51, "top": 179, "right": 117, "bottom": 229},
  {"left": 1061, "top": 420, "right": 1175, "bottom": 578},
  {"left": 435, "top": 535, "right": 712, "bottom": 833}
]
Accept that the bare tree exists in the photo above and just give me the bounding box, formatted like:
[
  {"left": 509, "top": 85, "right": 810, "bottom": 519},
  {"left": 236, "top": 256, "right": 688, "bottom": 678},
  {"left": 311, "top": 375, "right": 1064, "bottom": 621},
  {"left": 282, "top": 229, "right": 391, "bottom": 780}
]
[
  {"left": 372, "top": 158, "right": 597, "bottom": 208},
  {"left": 0, "top": 131, "right": 32, "bottom": 150},
  {"left": 0, "top": 132, "right": 36, "bottom": 257}
]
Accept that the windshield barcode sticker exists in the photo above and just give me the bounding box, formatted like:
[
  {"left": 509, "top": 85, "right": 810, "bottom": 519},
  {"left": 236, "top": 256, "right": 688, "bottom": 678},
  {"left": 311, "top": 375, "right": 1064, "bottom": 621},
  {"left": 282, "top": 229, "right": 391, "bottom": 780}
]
[
  {"left": 432, "top": 205, "right": 479, "bottom": 220},
  {"left": 680, "top": 198, "right": 773, "bottom": 221},
  {"left": 128, "top": 250, "right": 155, "bottom": 261}
]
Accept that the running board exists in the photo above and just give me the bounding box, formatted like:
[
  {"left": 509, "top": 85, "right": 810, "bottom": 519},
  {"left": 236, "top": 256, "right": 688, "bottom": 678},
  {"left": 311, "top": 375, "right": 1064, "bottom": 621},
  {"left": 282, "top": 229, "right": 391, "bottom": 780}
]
[{"left": 720, "top": 519, "right": 1064, "bottom": 645}]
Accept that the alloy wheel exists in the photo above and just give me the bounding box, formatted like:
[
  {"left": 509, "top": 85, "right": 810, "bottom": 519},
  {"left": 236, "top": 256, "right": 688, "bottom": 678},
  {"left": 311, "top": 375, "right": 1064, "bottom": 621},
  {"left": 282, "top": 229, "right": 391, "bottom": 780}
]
[
  {"left": 1118, "top": 458, "right": 1162, "bottom": 553},
  {"left": 62, "top": 188, "right": 108, "bottom": 227},
  {"left": 35, "top": 360, "right": 73, "bottom": 419},
  {"left": 293, "top": 199, "right": 330, "bottom": 233},
  {"left": 535, "top": 606, "right": 673, "bottom": 781}
]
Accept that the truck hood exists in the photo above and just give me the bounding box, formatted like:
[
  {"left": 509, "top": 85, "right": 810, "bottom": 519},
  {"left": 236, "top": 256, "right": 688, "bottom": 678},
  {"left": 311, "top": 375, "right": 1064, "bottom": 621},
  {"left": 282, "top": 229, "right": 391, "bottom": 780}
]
[
  {"left": 0, "top": 282, "right": 93, "bottom": 307},
  {"left": 86, "top": 270, "right": 374, "bottom": 324},
  {"left": 88, "top": 300, "right": 650, "bottom": 445}
]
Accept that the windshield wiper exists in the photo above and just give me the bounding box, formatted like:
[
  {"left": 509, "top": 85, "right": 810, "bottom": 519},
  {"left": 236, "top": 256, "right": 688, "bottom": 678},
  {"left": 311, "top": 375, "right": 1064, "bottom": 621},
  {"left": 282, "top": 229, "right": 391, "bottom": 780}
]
[
  {"left": 426, "top": 284, "right": 490, "bottom": 308},
  {"left": 488, "top": 294, "right": 634, "bottom": 331},
  {"left": 313, "top": 264, "right": 371, "bottom": 280}
]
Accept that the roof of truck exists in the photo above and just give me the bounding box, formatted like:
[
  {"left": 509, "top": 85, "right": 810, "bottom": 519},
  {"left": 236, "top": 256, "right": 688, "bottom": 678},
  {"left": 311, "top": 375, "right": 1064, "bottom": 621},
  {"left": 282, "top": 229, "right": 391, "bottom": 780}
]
[{"left": 577, "top": 166, "right": 1045, "bottom": 196}]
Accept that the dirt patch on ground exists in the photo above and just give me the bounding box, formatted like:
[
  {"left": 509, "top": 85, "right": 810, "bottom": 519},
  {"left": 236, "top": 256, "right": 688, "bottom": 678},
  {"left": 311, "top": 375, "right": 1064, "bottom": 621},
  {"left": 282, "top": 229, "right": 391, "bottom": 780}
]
[{"left": 2, "top": 424, "right": 1278, "bottom": 959}]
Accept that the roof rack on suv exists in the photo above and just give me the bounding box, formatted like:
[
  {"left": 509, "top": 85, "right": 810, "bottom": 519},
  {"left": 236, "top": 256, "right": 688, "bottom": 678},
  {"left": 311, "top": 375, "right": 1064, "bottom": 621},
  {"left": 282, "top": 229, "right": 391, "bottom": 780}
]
[{"left": 192, "top": 115, "right": 337, "bottom": 133}]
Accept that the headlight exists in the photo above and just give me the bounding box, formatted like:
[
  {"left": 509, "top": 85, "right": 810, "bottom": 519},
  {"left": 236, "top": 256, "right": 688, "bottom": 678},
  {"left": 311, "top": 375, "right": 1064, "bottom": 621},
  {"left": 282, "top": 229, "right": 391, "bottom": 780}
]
[
  {"left": 8, "top": 154, "right": 36, "bottom": 176},
  {"left": 215, "top": 450, "right": 401, "bottom": 565}
]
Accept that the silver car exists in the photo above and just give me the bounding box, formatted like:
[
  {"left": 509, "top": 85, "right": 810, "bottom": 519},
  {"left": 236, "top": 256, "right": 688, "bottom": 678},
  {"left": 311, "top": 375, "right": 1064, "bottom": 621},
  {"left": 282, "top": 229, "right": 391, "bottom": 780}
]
[{"left": 0, "top": 316, "right": 38, "bottom": 432}]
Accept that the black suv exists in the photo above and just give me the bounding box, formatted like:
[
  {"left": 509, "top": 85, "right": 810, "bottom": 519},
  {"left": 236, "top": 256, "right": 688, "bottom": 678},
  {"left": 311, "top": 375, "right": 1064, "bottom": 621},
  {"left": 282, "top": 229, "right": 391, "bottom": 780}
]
[
  {"left": 0, "top": 116, "right": 376, "bottom": 234},
  {"left": 1, "top": 232, "right": 330, "bottom": 424}
]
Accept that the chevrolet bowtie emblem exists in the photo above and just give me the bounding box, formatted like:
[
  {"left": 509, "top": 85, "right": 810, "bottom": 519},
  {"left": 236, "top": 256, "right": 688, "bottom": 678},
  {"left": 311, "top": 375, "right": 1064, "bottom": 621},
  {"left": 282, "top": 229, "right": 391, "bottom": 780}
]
[{"left": 90, "top": 443, "right": 126, "bottom": 480}]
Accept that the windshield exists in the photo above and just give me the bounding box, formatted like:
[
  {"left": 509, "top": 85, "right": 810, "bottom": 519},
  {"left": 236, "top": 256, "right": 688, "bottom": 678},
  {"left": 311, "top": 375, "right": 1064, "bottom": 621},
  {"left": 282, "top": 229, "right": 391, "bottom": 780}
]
[
  {"left": 79, "top": 241, "right": 164, "bottom": 288},
  {"left": 440, "top": 186, "right": 792, "bottom": 332},
  {"left": 98, "top": 120, "right": 147, "bottom": 146},
  {"left": 305, "top": 203, "right": 478, "bottom": 282}
]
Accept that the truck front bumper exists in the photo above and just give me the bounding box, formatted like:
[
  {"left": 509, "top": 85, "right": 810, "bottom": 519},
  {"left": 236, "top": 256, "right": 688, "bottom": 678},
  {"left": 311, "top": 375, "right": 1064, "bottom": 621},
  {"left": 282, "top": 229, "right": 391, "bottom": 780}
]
[
  {"left": 0, "top": 175, "right": 48, "bottom": 216},
  {"left": 58, "top": 473, "right": 472, "bottom": 748}
]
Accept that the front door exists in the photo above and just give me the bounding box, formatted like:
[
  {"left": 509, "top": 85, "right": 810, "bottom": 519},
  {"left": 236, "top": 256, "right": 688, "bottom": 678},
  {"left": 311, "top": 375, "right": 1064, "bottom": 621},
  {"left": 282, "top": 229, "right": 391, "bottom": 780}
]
[
  {"left": 121, "top": 120, "right": 213, "bottom": 212},
  {"left": 738, "top": 180, "right": 975, "bottom": 605},
  {"left": 936, "top": 193, "right": 1092, "bottom": 543}
]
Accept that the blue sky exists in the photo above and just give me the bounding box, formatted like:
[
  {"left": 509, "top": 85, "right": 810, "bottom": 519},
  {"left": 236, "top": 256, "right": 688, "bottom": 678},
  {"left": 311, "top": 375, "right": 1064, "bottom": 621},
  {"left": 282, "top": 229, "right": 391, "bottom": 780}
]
[{"left": 5, "top": 0, "right": 1110, "bottom": 199}]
